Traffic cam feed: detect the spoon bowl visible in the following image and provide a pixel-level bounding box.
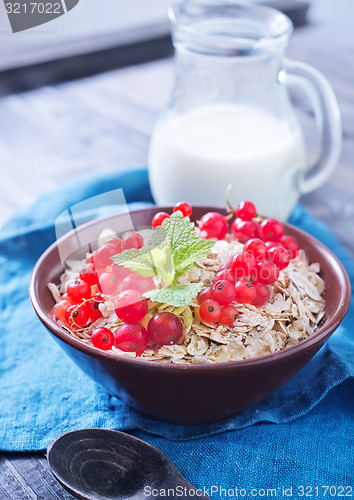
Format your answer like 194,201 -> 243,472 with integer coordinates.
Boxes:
47,428 -> 209,500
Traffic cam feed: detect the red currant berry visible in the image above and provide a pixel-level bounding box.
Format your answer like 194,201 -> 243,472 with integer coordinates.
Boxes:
230,252 -> 257,279
280,235 -> 300,259
268,246 -> 291,271
214,268 -> 235,284
197,287 -> 212,304
199,212 -> 228,240
236,201 -> 257,221
65,304 -> 90,329
243,238 -> 269,263
173,202 -> 192,218
61,293 -> 74,304
235,280 -> 257,304
251,283 -> 271,308
80,263 -> 99,286
96,266 -> 108,279
53,299 -> 72,321
147,312 -> 183,346
94,242 -> 119,268
258,218 -> 284,242
199,299 -> 221,324
114,290 -> 148,323
86,295 -> 104,322
265,241 -> 285,250
121,274 -> 156,294
91,327 -> 114,350
114,323 -> 149,356
231,219 -> 259,243
107,237 -> 123,253
256,260 -> 280,285
152,212 -> 170,228
112,264 -> 132,283
67,279 -> 91,302
98,272 -> 119,295
219,305 -> 238,326
211,280 -> 236,305
122,231 -> 144,251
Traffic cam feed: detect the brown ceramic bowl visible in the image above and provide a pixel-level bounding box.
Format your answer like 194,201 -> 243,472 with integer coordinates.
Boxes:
30,206 -> 351,425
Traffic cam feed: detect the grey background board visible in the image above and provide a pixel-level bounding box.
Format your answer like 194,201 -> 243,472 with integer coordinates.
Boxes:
0,0 -> 171,70
0,0 -> 310,71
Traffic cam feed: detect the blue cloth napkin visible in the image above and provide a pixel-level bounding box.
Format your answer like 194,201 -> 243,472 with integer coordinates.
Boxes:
0,168 -> 353,488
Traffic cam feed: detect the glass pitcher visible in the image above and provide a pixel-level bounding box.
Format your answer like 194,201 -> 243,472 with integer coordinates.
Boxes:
148,0 -> 341,220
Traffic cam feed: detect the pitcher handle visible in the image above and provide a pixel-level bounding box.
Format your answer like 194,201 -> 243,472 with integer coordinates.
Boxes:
284,58 -> 342,194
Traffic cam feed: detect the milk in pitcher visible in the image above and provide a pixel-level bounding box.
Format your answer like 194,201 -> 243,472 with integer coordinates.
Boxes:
149,103 -> 306,220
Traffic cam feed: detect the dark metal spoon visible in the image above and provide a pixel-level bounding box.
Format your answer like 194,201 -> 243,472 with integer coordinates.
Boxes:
47,428 -> 210,500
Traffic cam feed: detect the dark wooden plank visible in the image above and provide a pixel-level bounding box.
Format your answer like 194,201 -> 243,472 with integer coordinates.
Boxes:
0,34 -> 173,97
4,452 -> 76,500
0,452 -> 76,499
0,454 -> 38,499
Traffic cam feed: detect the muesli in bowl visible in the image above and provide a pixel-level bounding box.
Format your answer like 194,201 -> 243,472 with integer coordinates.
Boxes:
49,200 -> 325,364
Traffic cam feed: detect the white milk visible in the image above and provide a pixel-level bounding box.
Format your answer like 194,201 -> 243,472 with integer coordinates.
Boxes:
148,103 -> 306,220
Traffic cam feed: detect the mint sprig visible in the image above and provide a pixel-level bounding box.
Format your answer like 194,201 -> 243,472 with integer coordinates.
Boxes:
112,212 -> 215,306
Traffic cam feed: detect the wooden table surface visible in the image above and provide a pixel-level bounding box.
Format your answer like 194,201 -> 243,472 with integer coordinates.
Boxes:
0,0 -> 353,498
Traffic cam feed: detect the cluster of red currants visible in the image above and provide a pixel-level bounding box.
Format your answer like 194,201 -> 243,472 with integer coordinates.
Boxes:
53,217 -> 186,354
52,286 -> 104,331
91,310 -> 183,356
196,201 -> 301,325
89,202 -> 193,352
52,230 -> 146,331
95,292 -> 183,355
151,201 -> 193,227
198,201 -> 300,254
91,201 -> 193,355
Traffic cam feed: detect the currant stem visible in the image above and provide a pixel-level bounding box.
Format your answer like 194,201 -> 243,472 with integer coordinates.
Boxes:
225,184 -> 236,214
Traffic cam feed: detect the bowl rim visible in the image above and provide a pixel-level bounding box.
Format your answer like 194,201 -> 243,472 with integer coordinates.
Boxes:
29,206 -> 351,372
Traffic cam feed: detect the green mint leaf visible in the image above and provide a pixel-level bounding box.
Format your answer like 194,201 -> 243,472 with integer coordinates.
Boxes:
144,282 -> 204,307
147,226 -> 168,248
157,211 -> 195,252
112,248 -> 156,277
173,238 -> 215,278
148,240 -> 175,285
112,241 -> 175,283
